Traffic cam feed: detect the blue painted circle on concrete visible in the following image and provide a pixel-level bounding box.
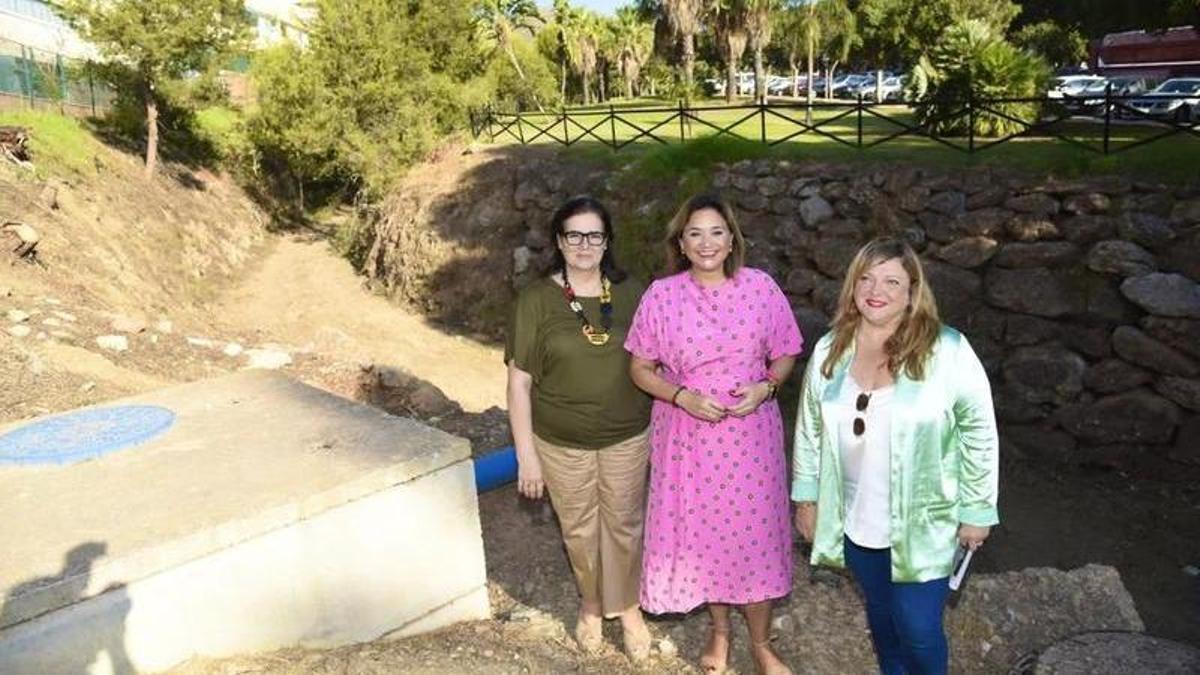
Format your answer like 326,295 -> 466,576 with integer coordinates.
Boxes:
0,405 -> 176,466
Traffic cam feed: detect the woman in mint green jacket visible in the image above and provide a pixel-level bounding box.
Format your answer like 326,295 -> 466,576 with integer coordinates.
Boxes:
792,237 -> 999,675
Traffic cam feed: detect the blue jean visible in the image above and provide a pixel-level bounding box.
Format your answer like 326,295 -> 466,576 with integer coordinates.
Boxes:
844,536 -> 950,675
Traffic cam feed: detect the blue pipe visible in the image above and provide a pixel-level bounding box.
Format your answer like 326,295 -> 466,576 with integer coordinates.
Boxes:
473,445 -> 517,492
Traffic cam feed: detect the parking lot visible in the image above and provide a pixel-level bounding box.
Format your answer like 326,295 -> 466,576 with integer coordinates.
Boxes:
707,71 -> 1200,127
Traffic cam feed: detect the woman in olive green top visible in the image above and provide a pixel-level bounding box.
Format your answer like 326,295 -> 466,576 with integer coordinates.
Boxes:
505,196 -> 653,661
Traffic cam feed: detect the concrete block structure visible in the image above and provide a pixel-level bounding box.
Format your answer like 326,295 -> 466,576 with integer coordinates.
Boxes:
0,371 -> 489,673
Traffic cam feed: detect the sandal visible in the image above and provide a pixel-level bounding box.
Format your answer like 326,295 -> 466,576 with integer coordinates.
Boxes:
750,638 -> 793,675
699,626 -> 730,674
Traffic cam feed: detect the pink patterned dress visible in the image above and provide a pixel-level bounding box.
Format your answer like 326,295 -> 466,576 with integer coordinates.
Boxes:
625,267 -> 803,613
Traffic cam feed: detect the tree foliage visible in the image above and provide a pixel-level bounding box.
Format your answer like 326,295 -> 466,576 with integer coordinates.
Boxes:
548,0 -> 584,101
657,0 -> 708,97
908,19 -> 1050,137
1013,0 -> 1198,38
745,0 -> 780,100
50,0 -> 250,176
711,0 -> 750,102
247,0 -> 485,203
611,7 -> 655,99
1011,20 -> 1087,70
856,0 -> 1019,67
473,0 -> 545,110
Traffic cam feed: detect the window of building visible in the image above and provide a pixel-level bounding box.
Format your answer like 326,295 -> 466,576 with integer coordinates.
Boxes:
0,0 -> 69,28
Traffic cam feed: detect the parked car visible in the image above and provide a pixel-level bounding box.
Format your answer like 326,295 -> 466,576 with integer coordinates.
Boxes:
737,72 -> 756,96
767,75 -> 802,96
851,72 -> 902,98
829,73 -> 870,98
705,73 -> 756,97
860,76 -> 906,102
1047,74 -> 1105,100
1070,77 -> 1154,115
1125,78 -> 1200,121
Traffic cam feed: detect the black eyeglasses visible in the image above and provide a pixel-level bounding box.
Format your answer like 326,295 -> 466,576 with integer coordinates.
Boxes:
853,392 -> 871,436
561,231 -> 607,247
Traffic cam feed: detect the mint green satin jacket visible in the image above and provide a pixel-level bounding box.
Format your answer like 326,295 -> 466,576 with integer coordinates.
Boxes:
791,326 -> 1000,582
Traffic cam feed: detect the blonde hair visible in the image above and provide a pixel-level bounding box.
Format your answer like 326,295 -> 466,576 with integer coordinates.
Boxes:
820,237 -> 942,380
663,193 -> 746,277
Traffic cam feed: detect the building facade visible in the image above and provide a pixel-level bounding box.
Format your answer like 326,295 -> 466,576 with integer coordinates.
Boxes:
0,0 -> 312,61
0,0 -> 98,60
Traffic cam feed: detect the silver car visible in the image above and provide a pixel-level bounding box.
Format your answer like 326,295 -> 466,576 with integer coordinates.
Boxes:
1072,77 -> 1154,115
1047,74 -> 1105,100
1125,78 -> 1200,122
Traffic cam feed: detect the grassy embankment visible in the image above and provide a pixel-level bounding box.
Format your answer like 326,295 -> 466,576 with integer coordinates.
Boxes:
0,109 -> 107,177
0,105 -> 251,176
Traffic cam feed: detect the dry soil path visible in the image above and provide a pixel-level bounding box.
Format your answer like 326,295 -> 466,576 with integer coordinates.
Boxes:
217,234 -> 506,413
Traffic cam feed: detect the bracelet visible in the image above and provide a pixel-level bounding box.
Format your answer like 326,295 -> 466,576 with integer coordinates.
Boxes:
764,381 -> 777,400
670,386 -> 685,406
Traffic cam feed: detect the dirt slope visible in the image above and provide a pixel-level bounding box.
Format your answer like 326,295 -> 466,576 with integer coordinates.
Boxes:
216,233 -> 504,413
0,122 -> 504,424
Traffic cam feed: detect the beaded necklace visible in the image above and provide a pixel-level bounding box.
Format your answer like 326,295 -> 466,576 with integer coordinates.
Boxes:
561,270 -> 613,346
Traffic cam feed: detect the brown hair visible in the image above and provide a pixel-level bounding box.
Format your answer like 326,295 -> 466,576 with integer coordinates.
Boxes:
663,192 -> 746,278
820,237 -> 942,380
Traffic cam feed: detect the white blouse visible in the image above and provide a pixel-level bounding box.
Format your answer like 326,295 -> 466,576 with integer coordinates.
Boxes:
834,381 -> 895,549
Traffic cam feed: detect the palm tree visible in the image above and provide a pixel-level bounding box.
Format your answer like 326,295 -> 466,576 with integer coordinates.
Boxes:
745,0 -> 780,101
572,11 -> 601,104
819,0 -> 857,100
795,0 -> 820,119
782,0 -> 855,121
596,15 -> 620,102
777,5 -> 805,98
611,6 -> 653,99
552,0 -> 583,102
663,0 -> 706,97
473,0 -> 544,111
711,0 -> 750,103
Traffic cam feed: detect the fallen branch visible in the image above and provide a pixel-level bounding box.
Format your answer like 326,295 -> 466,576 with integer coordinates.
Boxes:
0,126 -> 34,170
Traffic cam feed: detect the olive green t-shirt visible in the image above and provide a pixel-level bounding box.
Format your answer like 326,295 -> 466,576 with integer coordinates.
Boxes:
505,275 -> 651,449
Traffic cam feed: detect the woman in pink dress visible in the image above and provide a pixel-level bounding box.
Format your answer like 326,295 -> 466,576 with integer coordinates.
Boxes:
626,193 -> 803,675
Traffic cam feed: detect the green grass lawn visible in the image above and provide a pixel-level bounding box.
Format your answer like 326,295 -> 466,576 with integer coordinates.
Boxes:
0,109 -> 103,177
483,98 -> 1200,183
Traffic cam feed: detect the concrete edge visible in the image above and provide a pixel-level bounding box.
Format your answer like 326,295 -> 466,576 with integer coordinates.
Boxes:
1,451 -> 476,631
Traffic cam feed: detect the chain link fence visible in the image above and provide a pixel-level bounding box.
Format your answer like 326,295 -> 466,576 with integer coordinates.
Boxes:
0,36 -> 115,116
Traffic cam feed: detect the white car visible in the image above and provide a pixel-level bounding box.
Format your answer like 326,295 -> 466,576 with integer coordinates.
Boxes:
767,75 -> 805,96
1047,74 -> 1105,100
861,76 -> 906,102
1125,78 -> 1200,122
832,74 -> 872,98
737,72 -> 756,96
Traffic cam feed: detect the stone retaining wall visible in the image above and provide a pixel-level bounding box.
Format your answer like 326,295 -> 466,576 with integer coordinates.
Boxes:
504,158 -> 1200,467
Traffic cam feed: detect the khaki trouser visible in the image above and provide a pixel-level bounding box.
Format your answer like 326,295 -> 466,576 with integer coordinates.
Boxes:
534,428 -> 650,617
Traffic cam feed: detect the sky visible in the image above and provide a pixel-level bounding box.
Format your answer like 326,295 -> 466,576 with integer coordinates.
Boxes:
573,0 -> 626,16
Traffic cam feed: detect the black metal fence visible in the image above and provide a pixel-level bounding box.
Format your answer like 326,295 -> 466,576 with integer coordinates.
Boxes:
471,90 -> 1200,156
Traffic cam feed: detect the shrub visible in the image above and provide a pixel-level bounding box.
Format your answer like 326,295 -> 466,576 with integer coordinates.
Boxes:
245,0 -> 487,202
907,19 -> 1050,137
